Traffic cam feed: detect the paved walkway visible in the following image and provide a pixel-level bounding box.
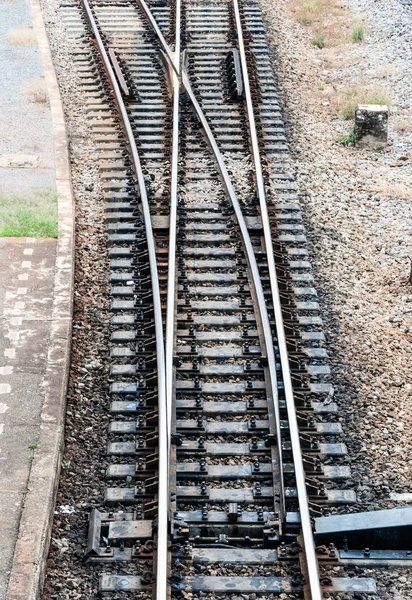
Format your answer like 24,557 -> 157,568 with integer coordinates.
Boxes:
0,238 -> 56,599
0,0 -> 55,197
0,0 -> 67,599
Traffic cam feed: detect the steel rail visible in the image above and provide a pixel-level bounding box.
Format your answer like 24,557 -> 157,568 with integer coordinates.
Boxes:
138,0 -> 177,70
79,3 -> 169,600
165,0 -> 180,462
232,1 -> 322,597
180,58 -> 286,522
136,0 -> 286,534
162,6 -> 180,597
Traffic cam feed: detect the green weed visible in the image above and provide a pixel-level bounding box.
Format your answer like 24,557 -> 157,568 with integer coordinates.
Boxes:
311,35 -> 326,48
0,189 -> 57,238
304,1 -> 321,11
336,87 -> 390,120
351,26 -> 364,43
336,127 -> 355,145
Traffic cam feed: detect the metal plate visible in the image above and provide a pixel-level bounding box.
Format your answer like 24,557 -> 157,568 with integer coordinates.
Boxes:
325,578 -> 376,593
100,575 -> 147,591
108,520 -> 152,540
176,462 -> 272,478
177,510 -> 273,524
172,576 -> 301,594
315,507 -> 412,549
341,549 -> 412,561
192,548 -> 278,565
177,486 -> 273,502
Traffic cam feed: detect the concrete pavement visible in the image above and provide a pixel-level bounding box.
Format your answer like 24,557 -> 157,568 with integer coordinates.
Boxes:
0,238 -> 56,599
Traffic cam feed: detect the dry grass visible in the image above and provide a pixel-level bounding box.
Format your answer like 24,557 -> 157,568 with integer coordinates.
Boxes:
335,85 -> 391,119
23,142 -> 41,153
376,64 -> 397,80
26,80 -> 48,105
378,183 -> 412,201
291,0 -> 366,47
393,117 -> 410,134
6,26 -> 37,47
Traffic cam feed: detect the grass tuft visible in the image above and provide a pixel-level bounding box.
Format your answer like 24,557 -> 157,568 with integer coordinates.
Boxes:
378,183 -> 412,201
298,15 -> 312,25
293,0 -> 363,47
26,81 -> 48,105
311,35 -> 326,48
7,26 -> 37,46
335,86 -> 390,120
335,126 -> 355,145
393,117 -> 409,134
304,1 -> 321,11
351,25 -> 365,43
0,189 -> 58,238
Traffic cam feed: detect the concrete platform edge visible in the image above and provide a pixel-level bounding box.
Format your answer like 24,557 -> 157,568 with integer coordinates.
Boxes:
5,1 -> 75,599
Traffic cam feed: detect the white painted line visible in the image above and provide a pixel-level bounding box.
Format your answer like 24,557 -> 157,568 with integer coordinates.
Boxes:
26,238 -> 37,243
17,288 -> 27,295
23,249 -> 34,255
22,261 -> 32,269
10,317 -> 22,326
18,274 -> 29,281
0,384 -> 11,394
0,367 -> 13,376
0,403 -> 9,413
14,302 -> 25,311
8,332 -> 20,342
4,349 -> 16,359
0,424 -> 4,435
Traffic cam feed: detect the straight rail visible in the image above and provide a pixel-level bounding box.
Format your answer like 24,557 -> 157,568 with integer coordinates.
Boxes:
232,1 -> 323,598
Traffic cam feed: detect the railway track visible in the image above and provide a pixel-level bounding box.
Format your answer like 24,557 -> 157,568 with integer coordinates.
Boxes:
48,0 -> 412,596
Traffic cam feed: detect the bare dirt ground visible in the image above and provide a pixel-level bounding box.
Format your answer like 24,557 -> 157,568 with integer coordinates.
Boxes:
259,0 -> 412,510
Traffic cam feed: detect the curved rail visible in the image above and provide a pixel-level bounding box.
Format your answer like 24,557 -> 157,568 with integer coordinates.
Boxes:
180,54 -> 286,516
79,2 -> 169,599
232,1 -> 323,598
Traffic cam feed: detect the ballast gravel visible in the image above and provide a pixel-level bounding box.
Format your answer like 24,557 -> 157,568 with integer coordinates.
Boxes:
258,0 -> 412,507
37,0 -> 124,597
258,0 -> 412,596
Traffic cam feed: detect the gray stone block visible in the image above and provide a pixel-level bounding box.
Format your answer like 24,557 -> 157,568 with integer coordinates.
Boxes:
354,104 -> 388,150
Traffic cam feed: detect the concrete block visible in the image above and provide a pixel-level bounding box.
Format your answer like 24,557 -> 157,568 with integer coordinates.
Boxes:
355,104 -> 388,150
